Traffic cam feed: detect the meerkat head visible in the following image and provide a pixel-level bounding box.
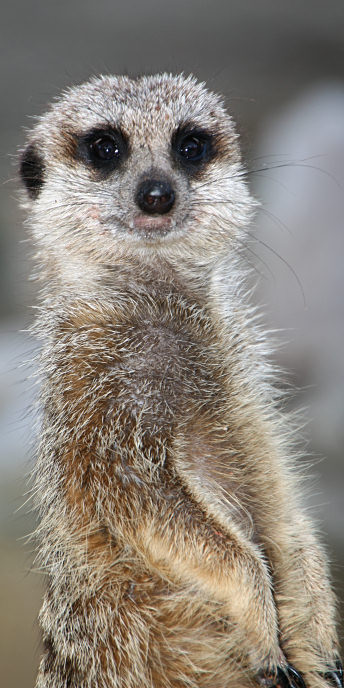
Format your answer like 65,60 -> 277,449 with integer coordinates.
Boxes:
20,73 -> 255,284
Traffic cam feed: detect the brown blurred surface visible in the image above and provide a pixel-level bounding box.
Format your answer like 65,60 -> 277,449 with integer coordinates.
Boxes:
0,539 -> 42,688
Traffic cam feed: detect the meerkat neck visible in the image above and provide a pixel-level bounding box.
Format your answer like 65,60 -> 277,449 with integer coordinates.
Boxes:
37,251 -> 221,309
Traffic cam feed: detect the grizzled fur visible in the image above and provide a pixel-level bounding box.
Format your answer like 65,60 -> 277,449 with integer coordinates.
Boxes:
20,74 -> 341,688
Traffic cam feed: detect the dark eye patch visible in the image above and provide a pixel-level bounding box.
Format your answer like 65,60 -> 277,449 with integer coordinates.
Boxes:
75,127 -> 129,175
171,124 -> 216,173
20,144 -> 45,199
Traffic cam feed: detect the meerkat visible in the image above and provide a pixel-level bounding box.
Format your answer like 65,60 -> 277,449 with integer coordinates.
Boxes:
19,73 -> 342,688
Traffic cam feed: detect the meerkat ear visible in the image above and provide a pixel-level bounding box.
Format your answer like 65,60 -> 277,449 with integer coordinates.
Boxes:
20,144 -> 45,199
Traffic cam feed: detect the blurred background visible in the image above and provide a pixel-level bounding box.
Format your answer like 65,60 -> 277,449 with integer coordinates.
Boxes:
1,1 -> 343,685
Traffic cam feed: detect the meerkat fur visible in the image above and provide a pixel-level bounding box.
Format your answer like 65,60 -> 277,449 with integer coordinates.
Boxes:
19,73 -> 342,688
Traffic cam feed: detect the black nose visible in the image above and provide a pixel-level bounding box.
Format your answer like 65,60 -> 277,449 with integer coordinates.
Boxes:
136,179 -> 175,215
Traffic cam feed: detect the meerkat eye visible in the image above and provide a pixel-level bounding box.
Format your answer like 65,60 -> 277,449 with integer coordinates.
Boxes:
90,136 -> 120,161
172,125 -> 214,171
76,128 -> 128,173
178,135 -> 207,161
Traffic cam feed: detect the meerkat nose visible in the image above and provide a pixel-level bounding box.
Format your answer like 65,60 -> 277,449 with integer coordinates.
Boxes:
135,179 -> 175,215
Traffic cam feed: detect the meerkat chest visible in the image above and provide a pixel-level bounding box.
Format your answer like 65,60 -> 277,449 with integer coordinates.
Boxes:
43,297 -> 252,535
110,319 -> 218,414
48,294 -> 226,435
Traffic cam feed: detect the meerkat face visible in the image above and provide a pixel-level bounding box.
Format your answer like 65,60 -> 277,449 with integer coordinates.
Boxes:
20,74 -> 255,274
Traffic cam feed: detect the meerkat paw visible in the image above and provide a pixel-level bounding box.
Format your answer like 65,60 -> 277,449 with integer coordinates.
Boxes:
324,658 -> 343,687
256,664 -> 306,688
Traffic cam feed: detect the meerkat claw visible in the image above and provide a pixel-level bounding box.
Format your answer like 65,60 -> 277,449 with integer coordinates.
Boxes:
285,665 -> 307,688
324,659 -> 343,687
257,665 -> 306,688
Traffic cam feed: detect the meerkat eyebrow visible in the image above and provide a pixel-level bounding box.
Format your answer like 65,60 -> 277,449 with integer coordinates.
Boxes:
172,122 -> 216,145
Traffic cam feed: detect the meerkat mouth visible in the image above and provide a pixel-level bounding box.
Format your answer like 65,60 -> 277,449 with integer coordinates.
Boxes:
131,213 -> 174,235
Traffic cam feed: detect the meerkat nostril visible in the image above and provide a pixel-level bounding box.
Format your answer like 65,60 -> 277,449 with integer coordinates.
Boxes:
136,179 -> 175,215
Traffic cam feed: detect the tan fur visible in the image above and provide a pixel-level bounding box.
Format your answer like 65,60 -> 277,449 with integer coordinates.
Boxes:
20,74 -> 340,688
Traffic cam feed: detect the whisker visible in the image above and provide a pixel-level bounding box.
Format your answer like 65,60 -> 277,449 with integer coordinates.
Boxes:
226,241 -> 269,283
196,156 -> 343,190
3,176 -> 20,186
254,236 -> 306,307
246,171 -> 297,197
235,237 -> 276,285
195,199 -> 294,238
258,206 -> 295,238
243,160 -> 343,190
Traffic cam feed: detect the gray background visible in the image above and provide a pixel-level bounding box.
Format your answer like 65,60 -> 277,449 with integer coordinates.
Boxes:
1,1 -> 343,686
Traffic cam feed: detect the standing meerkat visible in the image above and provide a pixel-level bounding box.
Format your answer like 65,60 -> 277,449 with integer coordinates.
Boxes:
20,73 -> 342,688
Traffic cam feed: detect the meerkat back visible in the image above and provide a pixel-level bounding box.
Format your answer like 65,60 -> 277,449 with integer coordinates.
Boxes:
19,74 -> 342,688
